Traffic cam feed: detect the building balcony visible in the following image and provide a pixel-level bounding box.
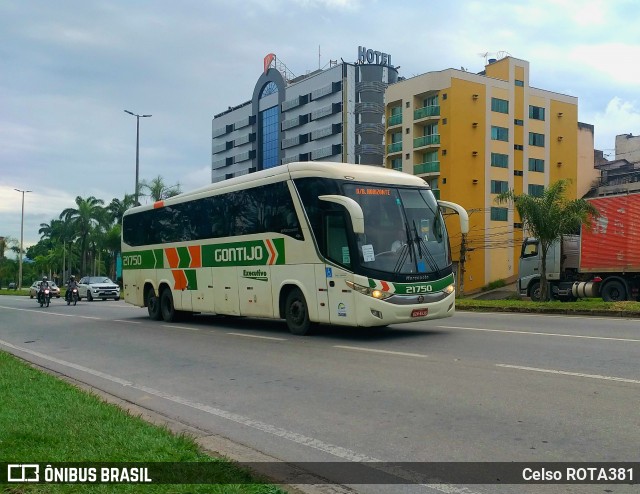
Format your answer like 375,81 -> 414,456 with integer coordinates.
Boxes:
387,142 -> 403,154
413,161 -> 440,175
413,134 -> 440,148
414,105 -> 440,120
387,114 -> 402,127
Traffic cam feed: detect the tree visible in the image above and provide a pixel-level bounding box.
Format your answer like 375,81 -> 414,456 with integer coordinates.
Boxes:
60,196 -> 106,275
496,179 -> 598,301
106,194 -> 136,225
141,175 -> 182,202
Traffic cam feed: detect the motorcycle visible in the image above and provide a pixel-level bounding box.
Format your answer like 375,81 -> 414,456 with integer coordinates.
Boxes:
67,287 -> 79,306
39,288 -> 51,308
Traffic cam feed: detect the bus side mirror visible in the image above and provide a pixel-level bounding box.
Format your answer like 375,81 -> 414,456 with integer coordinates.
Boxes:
319,195 -> 365,234
437,200 -> 469,234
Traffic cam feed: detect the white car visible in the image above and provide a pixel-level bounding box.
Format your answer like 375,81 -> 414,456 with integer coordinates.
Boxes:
78,276 -> 121,301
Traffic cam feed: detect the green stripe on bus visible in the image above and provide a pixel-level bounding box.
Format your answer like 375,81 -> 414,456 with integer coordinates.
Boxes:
185,269 -> 198,290
391,273 -> 454,294
178,247 -> 190,268
124,239 -> 286,270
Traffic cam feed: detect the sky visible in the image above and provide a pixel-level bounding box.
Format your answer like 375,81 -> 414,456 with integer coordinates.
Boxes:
2,0 -> 640,254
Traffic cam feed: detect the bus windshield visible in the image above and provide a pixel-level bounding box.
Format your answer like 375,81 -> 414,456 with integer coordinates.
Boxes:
341,183 -> 450,276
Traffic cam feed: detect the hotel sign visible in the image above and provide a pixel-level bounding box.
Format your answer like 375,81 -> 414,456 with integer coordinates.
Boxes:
358,46 -> 392,67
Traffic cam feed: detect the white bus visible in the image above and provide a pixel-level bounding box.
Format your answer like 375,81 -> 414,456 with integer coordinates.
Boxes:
121,162 -> 468,335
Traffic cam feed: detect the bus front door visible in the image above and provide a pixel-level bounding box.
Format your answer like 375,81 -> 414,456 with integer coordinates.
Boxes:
324,213 -> 356,325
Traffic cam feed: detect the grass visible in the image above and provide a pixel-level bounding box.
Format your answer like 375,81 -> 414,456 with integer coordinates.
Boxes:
0,351 -> 287,493
457,297 -> 640,316
0,288 -> 30,296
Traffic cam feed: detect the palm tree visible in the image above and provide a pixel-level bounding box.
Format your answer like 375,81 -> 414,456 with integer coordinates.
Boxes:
60,196 -> 106,275
141,175 -> 182,202
106,194 -> 136,225
496,179 -> 598,301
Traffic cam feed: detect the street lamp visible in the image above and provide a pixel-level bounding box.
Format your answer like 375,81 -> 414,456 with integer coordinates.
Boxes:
124,110 -> 152,205
14,188 -> 32,290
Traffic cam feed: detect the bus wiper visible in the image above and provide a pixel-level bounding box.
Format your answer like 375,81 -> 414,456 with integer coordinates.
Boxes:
394,221 -> 417,273
412,220 -> 439,274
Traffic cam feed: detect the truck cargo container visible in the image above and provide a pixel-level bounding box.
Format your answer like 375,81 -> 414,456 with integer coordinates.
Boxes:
518,192 -> 640,302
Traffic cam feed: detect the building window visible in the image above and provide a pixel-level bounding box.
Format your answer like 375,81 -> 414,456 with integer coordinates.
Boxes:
529,132 -> 545,147
514,144 -> 524,150
406,101 -> 410,108
515,79 -> 524,87
514,222 -> 523,229
529,105 -> 546,121
528,184 -> 545,197
406,127 -> 410,134
490,207 -> 508,221
442,93 -> 447,100
261,106 -> 279,169
491,152 -> 509,168
391,158 -> 402,171
491,180 -> 509,194
514,170 -> 523,176
491,126 -> 509,142
528,158 -> 545,172
514,119 -> 523,126
442,149 -> 447,156
442,118 -> 447,124
260,82 -> 278,98
405,153 -> 410,160
491,98 -> 509,114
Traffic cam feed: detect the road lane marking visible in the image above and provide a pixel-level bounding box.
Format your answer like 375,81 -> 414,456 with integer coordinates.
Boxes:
163,324 -> 201,331
0,337 -> 479,494
113,320 -> 142,324
0,306 -> 100,319
496,364 -> 640,384
458,311 -> 640,321
335,345 -> 429,359
227,332 -> 287,341
438,325 -> 640,342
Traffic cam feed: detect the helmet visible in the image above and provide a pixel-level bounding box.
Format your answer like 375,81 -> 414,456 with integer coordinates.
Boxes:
70,275 -> 75,281
42,276 -> 48,281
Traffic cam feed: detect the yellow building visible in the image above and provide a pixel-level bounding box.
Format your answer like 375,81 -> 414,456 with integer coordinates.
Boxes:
385,56 -> 592,293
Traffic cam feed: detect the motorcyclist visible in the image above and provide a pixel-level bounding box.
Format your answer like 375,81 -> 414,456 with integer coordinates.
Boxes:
65,276 -> 79,302
38,276 -> 50,304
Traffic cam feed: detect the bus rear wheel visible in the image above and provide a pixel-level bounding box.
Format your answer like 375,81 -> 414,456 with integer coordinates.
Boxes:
147,289 -> 161,320
160,290 -> 176,322
285,288 -> 312,336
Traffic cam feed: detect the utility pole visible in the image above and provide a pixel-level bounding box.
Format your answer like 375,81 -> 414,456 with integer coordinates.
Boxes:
14,188 -> 32,290
124,110 -> 152,205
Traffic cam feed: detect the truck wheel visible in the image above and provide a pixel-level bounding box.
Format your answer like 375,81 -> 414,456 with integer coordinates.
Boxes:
601,280 -> 627,302
529,281 -> 542,302
285,288 -> 313,335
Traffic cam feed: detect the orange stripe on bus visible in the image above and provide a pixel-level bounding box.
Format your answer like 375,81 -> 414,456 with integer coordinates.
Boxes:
266,239 -> 276,265
172,270 -> 188,290
154,200 -> 164,209
188,245 -> 201,268
165,248 -> 180,268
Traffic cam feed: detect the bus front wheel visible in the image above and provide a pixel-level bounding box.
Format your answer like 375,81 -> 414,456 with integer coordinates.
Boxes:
285,288 -> 312,336
160,289 -> 176,322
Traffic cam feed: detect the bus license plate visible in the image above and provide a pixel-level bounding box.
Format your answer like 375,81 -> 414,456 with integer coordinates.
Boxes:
411,309 -> 428,317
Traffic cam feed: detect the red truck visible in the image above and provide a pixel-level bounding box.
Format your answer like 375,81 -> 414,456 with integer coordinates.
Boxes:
518,192 -> 640,301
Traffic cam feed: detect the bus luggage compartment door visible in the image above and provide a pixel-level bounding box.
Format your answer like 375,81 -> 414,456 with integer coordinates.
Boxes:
213,267 -> 240,315
238,266 -> 273,317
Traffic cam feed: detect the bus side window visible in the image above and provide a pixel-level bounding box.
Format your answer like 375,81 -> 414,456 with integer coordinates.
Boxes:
324,213 -> 351,268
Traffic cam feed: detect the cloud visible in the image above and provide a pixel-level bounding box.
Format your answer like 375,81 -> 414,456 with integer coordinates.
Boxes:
590,97 -> 640,156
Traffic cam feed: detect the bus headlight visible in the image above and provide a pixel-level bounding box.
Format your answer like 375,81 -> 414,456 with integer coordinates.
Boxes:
443,283 -> 455,295
345,281 -> 393,300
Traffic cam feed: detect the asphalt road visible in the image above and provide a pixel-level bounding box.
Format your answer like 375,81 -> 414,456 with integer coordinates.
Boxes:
0,295 -> 638,494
